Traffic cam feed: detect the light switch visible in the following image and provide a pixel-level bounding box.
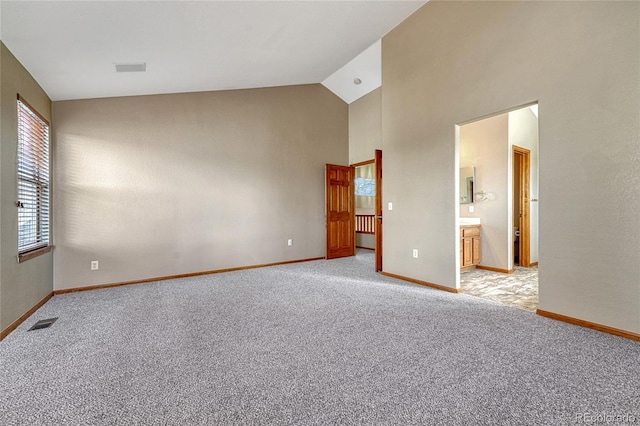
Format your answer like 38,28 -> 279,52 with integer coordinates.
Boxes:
388,202 -> 393,211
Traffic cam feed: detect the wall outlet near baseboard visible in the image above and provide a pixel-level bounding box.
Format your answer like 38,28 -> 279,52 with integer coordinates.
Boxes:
287,239 -> 293,246
91,260 -> 99,271
412,249 -> 419,258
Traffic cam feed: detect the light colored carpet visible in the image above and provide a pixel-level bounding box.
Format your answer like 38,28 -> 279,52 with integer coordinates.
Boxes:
1,251 -> 638,425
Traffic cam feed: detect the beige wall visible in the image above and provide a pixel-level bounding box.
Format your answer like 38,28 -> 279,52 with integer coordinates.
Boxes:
52,85 -> 347,290
382,1 -> 639,333
0,43 -> 3,328
1,43 -> 53,331
349,87 -> 381,164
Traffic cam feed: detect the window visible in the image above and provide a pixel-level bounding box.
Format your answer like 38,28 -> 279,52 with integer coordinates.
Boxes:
354,177 -> 375,197
17,96 -> 50,258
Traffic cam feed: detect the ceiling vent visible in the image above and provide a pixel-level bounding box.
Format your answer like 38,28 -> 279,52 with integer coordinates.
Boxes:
115,62 -> 146,73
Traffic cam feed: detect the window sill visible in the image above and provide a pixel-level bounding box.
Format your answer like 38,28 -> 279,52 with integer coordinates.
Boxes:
18,245 -> 53,263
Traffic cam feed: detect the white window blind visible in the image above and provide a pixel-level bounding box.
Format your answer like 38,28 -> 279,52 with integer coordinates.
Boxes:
17,96 -> 50,254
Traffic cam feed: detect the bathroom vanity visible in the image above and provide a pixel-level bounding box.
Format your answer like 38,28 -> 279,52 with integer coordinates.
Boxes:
460,224 -> 481,269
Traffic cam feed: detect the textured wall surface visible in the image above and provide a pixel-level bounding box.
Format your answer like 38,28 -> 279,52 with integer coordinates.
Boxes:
53,85 -> 347,290
349,88 -> 381,165
0,43 -> 53,331
382,1 -> 639,333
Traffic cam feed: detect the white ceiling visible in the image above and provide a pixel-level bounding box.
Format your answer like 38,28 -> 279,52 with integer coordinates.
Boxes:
0,1 -> 426,102
321,39 -> 381,104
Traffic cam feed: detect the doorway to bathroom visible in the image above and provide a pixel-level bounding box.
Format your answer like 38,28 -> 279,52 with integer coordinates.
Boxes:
457,103 -> 539,311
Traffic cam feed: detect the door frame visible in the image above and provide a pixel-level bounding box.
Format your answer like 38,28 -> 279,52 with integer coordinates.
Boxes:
351,149 -> 383,271
374,149 -> 382,272
513,145 -> 531,267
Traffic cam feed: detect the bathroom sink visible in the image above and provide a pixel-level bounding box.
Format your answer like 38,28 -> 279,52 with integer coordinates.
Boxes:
460,217 -> 481,225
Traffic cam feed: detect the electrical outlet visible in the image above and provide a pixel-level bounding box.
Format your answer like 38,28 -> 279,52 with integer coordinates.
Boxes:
469,205 -> 475,213
412,249 -> 419,258
388,202 -> 393,211
287,239 -> 293,246
90,260 -> 99,271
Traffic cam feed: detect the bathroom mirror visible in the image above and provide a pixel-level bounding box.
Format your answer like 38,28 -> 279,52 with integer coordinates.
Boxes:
460,166 -> 475,204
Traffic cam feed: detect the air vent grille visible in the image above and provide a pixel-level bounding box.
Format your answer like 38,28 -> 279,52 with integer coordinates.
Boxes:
28,317 -> 58,331
115,63 -> 146,73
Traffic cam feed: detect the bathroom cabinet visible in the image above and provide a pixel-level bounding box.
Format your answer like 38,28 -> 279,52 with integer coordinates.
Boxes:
460,225 -> 481,269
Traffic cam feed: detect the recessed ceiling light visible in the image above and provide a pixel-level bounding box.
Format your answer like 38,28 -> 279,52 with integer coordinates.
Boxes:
353,78 -> 362,85
115,62 -> 146,73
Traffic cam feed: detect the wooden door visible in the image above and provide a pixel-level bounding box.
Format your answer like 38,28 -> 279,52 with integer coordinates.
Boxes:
513,146 -> 531,267
374,149 -> 383,271
326,164 -> 355,259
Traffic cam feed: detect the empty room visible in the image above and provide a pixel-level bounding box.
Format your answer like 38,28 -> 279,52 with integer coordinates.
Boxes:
1,1 -> 638,424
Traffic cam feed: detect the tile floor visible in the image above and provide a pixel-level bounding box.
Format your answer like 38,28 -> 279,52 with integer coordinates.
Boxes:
460,266 -> 538,311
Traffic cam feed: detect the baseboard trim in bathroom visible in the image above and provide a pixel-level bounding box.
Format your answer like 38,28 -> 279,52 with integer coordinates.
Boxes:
476,265 -> 514,274
530,262 -> 538,267
537,309 -> 640,342
381,272 -> 461,294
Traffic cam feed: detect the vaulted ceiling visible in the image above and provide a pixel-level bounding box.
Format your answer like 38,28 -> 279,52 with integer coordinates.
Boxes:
1,1 -> 426,102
